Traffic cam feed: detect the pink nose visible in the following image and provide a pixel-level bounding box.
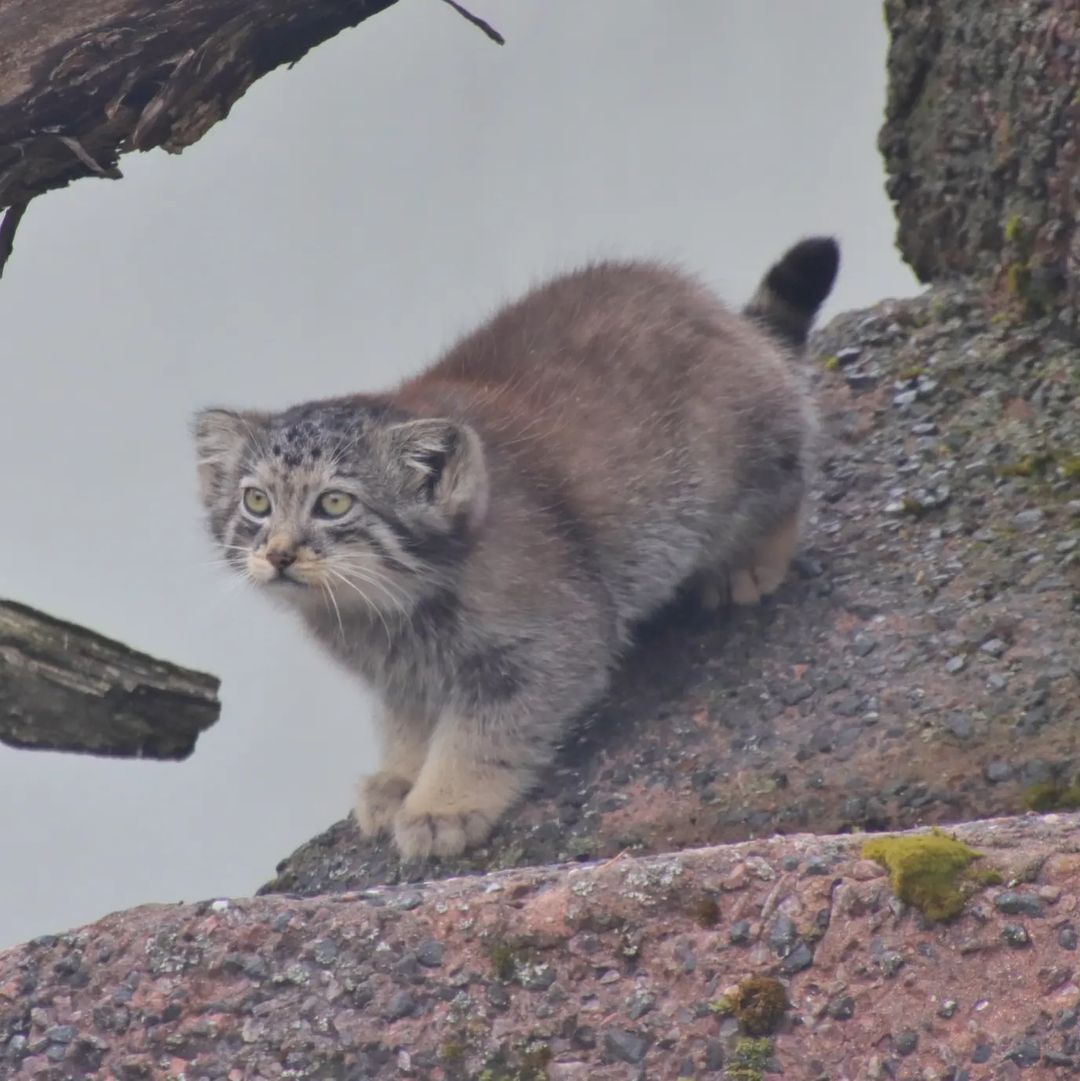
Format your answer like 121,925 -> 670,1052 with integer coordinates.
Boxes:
267,547 -> 296,571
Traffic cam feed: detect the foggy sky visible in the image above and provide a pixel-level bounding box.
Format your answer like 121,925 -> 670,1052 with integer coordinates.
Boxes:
0,0 -> 916,947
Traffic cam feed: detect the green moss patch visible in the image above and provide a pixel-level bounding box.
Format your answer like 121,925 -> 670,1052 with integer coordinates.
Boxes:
1022,781 -> 1080,813
735,976 -> 788,1036
727,1037 -> 775,1081
861,828 -> 999,921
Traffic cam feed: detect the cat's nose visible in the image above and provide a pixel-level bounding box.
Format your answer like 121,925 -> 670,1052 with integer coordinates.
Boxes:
266,545 -> 297,571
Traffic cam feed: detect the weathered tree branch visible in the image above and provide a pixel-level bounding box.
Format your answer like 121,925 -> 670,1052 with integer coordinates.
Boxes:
0,600 -> 220,760
0,0 -> 502,222
0,198 -> 29,278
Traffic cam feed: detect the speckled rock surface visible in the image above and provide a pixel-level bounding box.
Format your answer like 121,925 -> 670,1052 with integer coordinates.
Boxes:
4,814 -> 1080,1079
880,0 -> 1080,331
262,282 -> 1080,899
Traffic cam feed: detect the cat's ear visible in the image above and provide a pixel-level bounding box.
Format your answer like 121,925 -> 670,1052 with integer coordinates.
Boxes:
192,409 -> 264,506
383,418 -> 488,531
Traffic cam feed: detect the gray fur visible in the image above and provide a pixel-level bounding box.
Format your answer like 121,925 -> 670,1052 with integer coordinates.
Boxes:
193,237 -> 839,859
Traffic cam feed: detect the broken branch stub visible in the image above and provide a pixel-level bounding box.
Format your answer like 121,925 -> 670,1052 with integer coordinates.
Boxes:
0,600 -> 220,760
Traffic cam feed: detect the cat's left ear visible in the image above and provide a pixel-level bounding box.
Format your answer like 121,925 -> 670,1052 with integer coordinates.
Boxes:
192,409 -> 265,506
384,418 -> 488,532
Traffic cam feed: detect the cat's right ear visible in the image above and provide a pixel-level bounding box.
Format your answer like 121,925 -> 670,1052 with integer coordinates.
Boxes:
192,409 -> 262,505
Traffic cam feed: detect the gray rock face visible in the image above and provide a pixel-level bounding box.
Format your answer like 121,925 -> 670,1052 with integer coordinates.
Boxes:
3,815 -> 1080,1079
880,0 -> 1080,331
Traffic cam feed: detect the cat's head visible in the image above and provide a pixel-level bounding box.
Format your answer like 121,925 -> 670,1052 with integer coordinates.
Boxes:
192,397 -> 488,614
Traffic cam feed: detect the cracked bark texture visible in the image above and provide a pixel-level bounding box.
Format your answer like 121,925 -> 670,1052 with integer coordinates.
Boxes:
880,0 -> 1080,332
0,0 -> 400,209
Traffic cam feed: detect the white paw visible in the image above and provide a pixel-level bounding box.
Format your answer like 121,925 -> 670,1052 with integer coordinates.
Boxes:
354,772 -> 412,837
392,807 -> 495,860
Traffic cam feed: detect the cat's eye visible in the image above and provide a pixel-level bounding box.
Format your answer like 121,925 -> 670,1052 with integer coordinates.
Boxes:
315,491 -> 354,518
243,487 -> 271,516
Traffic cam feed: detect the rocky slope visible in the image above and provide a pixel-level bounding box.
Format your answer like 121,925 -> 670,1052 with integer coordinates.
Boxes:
4,813 -> 1080,1078
262,282 -> 1080,899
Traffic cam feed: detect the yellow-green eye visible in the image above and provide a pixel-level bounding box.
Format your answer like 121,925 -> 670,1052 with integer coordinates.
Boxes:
243,487 -> 271,516
316,491 -> 354,518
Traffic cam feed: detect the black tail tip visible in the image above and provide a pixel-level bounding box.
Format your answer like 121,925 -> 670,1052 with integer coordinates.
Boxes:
766,236 -> 840,316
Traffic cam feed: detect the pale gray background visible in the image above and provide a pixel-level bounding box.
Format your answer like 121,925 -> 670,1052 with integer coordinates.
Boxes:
0,0 -> 917,948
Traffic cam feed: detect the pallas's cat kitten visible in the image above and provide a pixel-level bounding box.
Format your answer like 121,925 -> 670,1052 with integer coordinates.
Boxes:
194,237 -> 839,859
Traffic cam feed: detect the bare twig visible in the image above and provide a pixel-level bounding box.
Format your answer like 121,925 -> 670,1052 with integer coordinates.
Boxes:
439,0 -> 505,45
0,201 -> 29,280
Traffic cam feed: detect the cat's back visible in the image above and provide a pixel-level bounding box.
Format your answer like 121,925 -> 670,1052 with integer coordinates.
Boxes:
426,259 -> 757,390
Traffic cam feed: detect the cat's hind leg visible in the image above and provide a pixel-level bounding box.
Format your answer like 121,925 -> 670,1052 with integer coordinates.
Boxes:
696,509 -> 802,609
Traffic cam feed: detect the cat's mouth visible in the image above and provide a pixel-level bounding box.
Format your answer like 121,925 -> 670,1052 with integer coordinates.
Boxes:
267,569 -> 306,587
245,551 -> 318,587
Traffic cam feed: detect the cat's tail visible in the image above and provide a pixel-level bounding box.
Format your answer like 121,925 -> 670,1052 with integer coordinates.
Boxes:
743,236 -> 840,351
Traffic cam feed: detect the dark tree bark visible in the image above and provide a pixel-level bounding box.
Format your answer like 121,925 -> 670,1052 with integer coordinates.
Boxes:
0,0 -> 500,272
0,0 -> 400,211
0,600 -> 220,760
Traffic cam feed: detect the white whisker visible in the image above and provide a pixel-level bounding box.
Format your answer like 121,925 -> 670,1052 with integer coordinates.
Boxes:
330,557 -> 414,608
322,579 -> 346,643
327,568 -> 394,651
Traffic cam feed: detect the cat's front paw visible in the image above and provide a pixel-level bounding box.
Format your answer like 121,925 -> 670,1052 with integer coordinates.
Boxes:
392,806 -> 495,860
354,772 -> 412,837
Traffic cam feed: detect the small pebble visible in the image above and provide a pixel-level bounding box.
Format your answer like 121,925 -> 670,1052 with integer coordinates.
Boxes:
1005,1039 -> 1041,1067
994,891 -> 1045,917
943,712 -> 973,739
827,995 -> 855,1020
836,346 -> 863,365
1058,926 -> 1078,951
845,368 -> 879,390
911,422 -> 939,436
603,1028 -> 649,1065
853,634 -> 878,657
893,389 -> 918,408
1057,1007 -> 1079,1030
1002,923 -> 1031,948
985,760 -> 1012,783
970,1044 -> 992,1064
895,1030 -> 918,1056
311,939 -> 339,966
945,655 -> 966,674
937,999 -> 959,1019
1013,508 -> 1045,532
382,991 -> 415,1021
415,939 -> 445,968
768,916 -> 797,954
728,920 -> 751,945
779,940 -> 814,974
980,637 -> 1007,657
986,673 -> 1008,691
